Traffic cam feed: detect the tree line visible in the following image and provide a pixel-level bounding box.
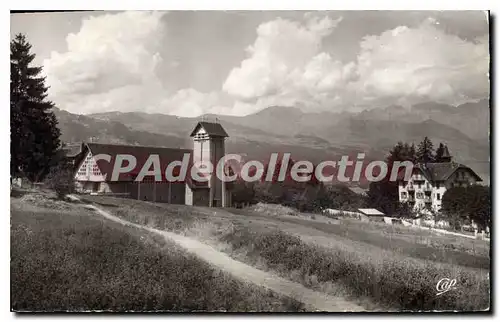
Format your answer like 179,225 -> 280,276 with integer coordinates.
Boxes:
386,137 -> 452,164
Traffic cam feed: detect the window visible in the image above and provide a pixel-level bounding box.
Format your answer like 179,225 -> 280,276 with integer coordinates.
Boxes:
401,192 -> 407,199
92,164 -> 100,175
436,182 -> 440,189
437,193 -> 441,200
78,162 -> 87,175
416,192 -> 423,199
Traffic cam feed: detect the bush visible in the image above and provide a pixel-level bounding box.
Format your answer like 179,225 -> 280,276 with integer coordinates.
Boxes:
45,163 -> 75,199
442,185 -> 491,230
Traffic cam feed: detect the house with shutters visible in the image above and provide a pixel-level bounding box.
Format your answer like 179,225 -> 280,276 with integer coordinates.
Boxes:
398,145 -> 482,213
73,121 -> 232,207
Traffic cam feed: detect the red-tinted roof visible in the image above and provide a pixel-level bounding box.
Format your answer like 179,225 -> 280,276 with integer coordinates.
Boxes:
84,143 -> 192,182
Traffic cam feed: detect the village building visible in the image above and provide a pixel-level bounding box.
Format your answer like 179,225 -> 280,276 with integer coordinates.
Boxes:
397,146 -> 482,213
73,121 -> 232,207
358,208 -> 386,222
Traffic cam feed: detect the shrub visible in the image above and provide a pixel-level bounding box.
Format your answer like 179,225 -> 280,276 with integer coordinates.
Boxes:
45,163 -> 75,199
442,185 -> 491,230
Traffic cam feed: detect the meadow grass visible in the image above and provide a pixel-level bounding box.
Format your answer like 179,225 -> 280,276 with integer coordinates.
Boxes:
78,196 -> 491,311
219,228 -> 490,312
263,215 -> 490,269
336,218 -> 489,256
10,199 -> 305,312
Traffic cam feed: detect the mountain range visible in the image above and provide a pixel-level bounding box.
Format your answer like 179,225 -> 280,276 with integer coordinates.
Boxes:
54,99 -> 490,185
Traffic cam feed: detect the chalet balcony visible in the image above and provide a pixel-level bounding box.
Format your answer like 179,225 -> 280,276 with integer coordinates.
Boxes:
423,186 -> 432,192
408,195 -> 415,202
407,185 -> 415,191
424,196 -> 432,203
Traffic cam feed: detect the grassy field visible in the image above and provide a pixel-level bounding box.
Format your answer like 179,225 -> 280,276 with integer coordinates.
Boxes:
247,213 -> 490,269
219,227 -> 490,311
10,195 -> 305,312
82,195 -> 490,312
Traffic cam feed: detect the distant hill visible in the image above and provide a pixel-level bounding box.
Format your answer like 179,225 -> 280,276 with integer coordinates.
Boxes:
53,108 -> 186,148
53,101 -> 490,184
355,99 -> 490,141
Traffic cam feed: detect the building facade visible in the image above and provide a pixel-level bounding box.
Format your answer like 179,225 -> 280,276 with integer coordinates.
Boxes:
73,121 -> 232,207
398,146 -> 482,213
185,122 -> 231,207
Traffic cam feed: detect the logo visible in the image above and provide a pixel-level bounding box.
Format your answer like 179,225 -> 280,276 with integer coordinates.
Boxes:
436,278 -> 457,296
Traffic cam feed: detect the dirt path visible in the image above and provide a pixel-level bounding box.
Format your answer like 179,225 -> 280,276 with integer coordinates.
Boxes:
71,197 -> 367,312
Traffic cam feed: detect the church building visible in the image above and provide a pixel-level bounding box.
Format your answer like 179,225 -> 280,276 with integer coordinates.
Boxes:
73,121 -> 232,207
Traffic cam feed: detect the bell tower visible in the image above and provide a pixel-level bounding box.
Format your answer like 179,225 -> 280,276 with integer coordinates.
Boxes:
441,144 -> 452,163
188,120 -> 229,207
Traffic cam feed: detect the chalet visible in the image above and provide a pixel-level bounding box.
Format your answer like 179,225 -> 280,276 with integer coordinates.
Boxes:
398,145 -> 482,213
73,121 -> 232,207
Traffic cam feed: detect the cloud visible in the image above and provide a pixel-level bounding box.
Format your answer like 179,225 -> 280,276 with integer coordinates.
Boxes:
42,11 -> 255,117
352,18 -> 489,107
44,11 -> 167,114
221,15 -> 489,114
44,12 -> 489,117
159,89 -> 225,117
222,15 -> 346,104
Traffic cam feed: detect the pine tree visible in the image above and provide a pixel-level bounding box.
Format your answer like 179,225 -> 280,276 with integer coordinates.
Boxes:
408,143 -> 417,163
11,34 -> 61,183
367,141 -> 416,216
387,142 -> 416,167
386,141 -> 406,164
416,136 -> 435,164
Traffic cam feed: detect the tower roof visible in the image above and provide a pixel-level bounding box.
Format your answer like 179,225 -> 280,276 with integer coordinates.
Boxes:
442,144 -> 451,158
190,121 -> 229,137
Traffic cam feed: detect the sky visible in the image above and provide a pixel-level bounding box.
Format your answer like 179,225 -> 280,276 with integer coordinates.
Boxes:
10,10 -> 490,117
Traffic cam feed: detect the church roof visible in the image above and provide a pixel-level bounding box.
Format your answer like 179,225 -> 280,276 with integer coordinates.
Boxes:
81,143 -> 192,181
190,121 -> 229,137
62,144 -> 83,158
